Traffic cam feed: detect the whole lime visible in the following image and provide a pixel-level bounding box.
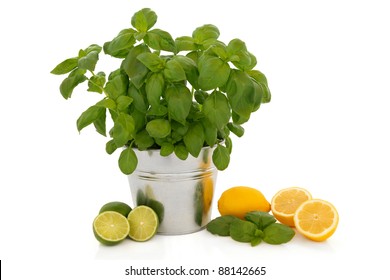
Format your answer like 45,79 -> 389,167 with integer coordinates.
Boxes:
99,201 -> 132,217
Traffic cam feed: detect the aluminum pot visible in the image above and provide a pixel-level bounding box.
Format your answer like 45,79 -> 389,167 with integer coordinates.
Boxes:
127,146 -> 217,235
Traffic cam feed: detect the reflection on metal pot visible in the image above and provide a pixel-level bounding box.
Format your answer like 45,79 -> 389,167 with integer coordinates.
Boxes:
128,146 -> 218,235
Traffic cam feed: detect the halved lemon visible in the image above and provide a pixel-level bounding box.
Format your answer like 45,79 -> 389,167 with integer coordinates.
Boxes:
294,199 -> 339,242
271,187 -> 312,226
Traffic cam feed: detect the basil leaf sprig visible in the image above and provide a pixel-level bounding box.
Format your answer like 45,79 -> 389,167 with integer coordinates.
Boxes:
207,212 -> 295,246
51,8 -> 271,175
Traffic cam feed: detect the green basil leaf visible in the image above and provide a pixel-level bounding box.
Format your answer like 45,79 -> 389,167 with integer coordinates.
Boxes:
76,105 -> 105,132
202,119 -> 217,146
84,44 -> 102,54
78,51 -> 99,72
188,102 -> 202,121
227,38 -> 247,57
251,80 -> 263,112
224,69 -> 257,121
186,51 -> 200,64
263,223 -> 295,245
192,24 -> 220,44
207,43 -> 228,61
122,44 -> 150,89
116,96 -> 133,111
104,70 -> 129,100
194,90 -> 208,104
206,215 -> 240,237
146,119 -> 171,138
171,121 -> 188,136
255,229 -> 265,238
112,113 -> 135,147
232,111 -> 250,125
103,28 -> 136,58
257,84 -> 270,104
78,49 -> 86,58
202,38 -> 223,50
134,129 -> 155,150
108,109 -> 118,125
144,29 -> 176,52
174,143 -> 188,160
247,69 -> 269,85
50,57 -> 78,75
171,132 -> 183,143
227,122 -> 244,137
107,68 -> 122,79
251,236 -> 263,247
225,136 -> 233,154
175,36 -> 196,52
137,52 -> 165,72
183,122 -> 205,158
226,39 -> 255,71
203,91 -> 231,130
96,98 -> 116,110
131,8 -> 157,32
247,52 -> 258,70
166,84 -> 192,124
93,109 -> 106,136
212,144 -> 230,171
118,147 -> 138,175
248,70 -> 271,104
217,126 -> 229,139
171,121 -> 188,143
245,211 -> 277,230
147,105 -> 168,117
160,142 -> 174,156
198,56 -> 230,90
87,71 -> 106,93
105,139 -> 117,155
128,83 -> 148,113
164,59 -> 186,82
59,68 -> 87,99
130,108 -> 147,132
229,219 -> 257,243
173,55 -> 199,88
232,51 -> 257,71
145,72 -> 164,106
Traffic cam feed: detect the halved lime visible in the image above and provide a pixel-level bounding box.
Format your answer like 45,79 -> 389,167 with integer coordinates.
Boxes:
127,206 -> 159,242
99,201 -> 132,217
93,211 -> 130,245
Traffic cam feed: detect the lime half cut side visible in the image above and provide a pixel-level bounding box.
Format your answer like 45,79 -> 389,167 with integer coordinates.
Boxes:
127,206 -> 159,241
93,211 -> 130,245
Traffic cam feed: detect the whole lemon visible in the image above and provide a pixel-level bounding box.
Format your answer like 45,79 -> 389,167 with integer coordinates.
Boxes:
218,186 -> 271,219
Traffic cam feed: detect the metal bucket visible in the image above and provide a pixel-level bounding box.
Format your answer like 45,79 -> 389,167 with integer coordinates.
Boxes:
127,146 -> 217,235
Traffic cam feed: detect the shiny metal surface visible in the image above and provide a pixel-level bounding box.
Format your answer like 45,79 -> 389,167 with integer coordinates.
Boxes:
128,147 -> 217,235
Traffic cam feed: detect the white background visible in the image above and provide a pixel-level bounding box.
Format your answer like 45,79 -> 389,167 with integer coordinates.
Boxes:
1,0 -> 389,279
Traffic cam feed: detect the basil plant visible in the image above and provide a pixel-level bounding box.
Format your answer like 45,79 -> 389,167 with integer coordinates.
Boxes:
51,8 -> 271,175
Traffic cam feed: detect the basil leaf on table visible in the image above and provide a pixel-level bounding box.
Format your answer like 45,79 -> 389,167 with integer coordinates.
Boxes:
263,223 -> 295,245
245,211 -> 277,230
207,216 -> 240,237
229,219 -> 257,243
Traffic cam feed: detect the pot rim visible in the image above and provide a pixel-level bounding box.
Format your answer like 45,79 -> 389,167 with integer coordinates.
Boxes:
130,145 -> 217,175
130,144 -> 219,152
